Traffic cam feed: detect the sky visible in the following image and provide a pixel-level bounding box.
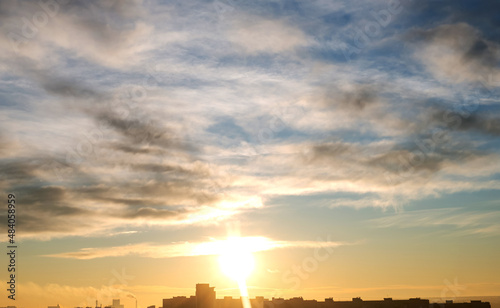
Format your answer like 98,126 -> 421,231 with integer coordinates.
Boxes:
1,0 -> 500,307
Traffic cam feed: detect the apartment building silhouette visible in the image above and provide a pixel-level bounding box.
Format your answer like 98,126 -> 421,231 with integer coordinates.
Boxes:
161,284 -> 491,308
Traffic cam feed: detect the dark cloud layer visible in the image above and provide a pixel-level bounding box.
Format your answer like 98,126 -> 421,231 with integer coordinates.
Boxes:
301,137 -> 482,189
430,107 -> 500,136
322,84 -> 380,111
0,151 -> 225,238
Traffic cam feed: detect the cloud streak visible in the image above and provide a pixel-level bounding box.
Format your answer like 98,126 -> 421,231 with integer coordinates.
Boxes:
45,236 -> 351,260
371,208 -> 500,236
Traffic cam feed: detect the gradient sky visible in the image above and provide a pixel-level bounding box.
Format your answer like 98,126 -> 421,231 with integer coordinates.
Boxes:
1,0 -> 500,307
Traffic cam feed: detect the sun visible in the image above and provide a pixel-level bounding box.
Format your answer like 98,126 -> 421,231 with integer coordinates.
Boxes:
218,237 -> 255,283
193,235 -> 271,305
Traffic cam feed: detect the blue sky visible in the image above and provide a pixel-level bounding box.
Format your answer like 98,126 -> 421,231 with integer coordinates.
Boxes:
0,0 -> 500,307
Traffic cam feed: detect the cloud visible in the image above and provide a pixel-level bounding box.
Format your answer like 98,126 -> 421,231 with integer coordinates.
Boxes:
225,16 -> 307,54
0,74 -> 248,240
305,81 -> 417,137
0,133 -> 256,239
91,108 -> 180,149
322,83 -> 379,111
225,135 -> 500,212
298,137 -> 482,188
0,0 -> 152,68
0,59 -> 251,240
4,179 -> 246,239
371,208 -> 500,236
277,69 -> 499,206
0,158 -> 40,181
428,106 -> 500,136
45,236 -> 350,260
406,23 -> 500,86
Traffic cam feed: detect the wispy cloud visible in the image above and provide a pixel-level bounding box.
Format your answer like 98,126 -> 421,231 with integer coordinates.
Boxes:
371,208 -> 500,236
45,237 -> 350,260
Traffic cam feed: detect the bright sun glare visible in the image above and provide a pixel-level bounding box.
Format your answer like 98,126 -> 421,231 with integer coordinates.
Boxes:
218,237 -> 255,283
193,235 -> 272,300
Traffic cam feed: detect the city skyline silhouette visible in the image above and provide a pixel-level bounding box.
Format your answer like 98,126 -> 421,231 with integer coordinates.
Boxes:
6,283 -> 492,308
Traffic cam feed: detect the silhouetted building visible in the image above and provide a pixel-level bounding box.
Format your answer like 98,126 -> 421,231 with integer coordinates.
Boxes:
197,283 -> 216,308
318,297 -> 429,308
163,295 -> 197,308
430,300 -> 491,308
161,284 -> 491,308
251,296 -> 266,308
112,299 -> 125,308
219,296 -> 243,308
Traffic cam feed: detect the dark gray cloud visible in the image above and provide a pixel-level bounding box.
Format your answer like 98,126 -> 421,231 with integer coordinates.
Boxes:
39,75 -> 102,100
95,109 -> 163,142
425,105 -> 500,136
17,212 -> 95,234
18,186 -> 89,216
0,185 -> 95,235
0,0 -> 17,20
300,135 -> 482,187
121,207 -> 185,219
129,163 -> 202,175
91,108 -> 193,151
366,148 -> 445,175
73,178 -> 220,207
0,159 -> 37,181
322,84 -> 379,111
108,142 -> 158,154
304,141 -> 352,164
463,40 -> 492,64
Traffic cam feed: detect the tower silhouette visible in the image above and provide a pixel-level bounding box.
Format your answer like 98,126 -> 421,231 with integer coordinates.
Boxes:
196,283 -> 216,308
